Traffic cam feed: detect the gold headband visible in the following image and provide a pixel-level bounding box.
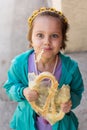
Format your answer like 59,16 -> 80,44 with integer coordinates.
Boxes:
28,7 -> 68,27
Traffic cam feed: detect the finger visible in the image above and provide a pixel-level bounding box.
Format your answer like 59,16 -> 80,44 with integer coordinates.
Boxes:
61,104 -> 72,113
62,100 -> 72,107
62,107 -> 71,113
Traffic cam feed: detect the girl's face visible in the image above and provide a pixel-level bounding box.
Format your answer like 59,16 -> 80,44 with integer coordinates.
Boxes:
31,16 -> 63,60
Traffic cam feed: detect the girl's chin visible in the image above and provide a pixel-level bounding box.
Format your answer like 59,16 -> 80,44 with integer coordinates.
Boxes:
42,55 -> 53,60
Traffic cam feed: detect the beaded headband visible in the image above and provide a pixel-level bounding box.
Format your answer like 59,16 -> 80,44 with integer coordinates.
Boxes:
28,7 -> 68,27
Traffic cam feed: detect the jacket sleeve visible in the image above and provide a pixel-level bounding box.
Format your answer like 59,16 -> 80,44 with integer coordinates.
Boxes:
3,59 -> 27,102
70,64 -> 84,109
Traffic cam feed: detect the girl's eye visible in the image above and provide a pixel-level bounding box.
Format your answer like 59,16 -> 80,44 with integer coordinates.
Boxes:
51,34 -> 59,38
37,33 -> 44,38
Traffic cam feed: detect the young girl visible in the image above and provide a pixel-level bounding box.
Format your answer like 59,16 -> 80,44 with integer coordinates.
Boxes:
3,7 -> 84,130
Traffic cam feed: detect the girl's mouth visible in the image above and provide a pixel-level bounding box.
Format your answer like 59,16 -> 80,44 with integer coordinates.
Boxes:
43,48 -> 52,51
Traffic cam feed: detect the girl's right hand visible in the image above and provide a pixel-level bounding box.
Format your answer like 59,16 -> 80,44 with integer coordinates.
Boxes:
23,87 -> 39,102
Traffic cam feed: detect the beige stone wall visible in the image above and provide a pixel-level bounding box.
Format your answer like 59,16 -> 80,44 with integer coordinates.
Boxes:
51,0 -> 62,10
62,0 -> 87,52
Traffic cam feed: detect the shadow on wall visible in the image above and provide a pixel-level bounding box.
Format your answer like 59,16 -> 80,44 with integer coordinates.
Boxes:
0,0 -> 52,100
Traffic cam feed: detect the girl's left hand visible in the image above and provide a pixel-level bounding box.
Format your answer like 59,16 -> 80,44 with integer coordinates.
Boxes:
60,100 -> 72,113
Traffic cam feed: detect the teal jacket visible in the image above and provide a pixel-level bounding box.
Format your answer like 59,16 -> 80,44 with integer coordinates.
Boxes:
3,50 -> 84,130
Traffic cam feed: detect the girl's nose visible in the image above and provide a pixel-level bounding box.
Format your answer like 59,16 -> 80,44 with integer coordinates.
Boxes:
44,36 -> 50,45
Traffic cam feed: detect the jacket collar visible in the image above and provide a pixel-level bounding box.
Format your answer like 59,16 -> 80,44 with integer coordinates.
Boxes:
26,50 -> 73,88
58,52 -> 73,88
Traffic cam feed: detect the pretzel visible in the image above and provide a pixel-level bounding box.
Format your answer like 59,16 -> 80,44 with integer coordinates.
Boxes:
29,72 -> 70,125
35,50 -> 44,63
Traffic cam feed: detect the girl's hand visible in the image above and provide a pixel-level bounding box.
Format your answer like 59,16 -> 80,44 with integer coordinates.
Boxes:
61,100 -> 72,113
23,87 -> 39,102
